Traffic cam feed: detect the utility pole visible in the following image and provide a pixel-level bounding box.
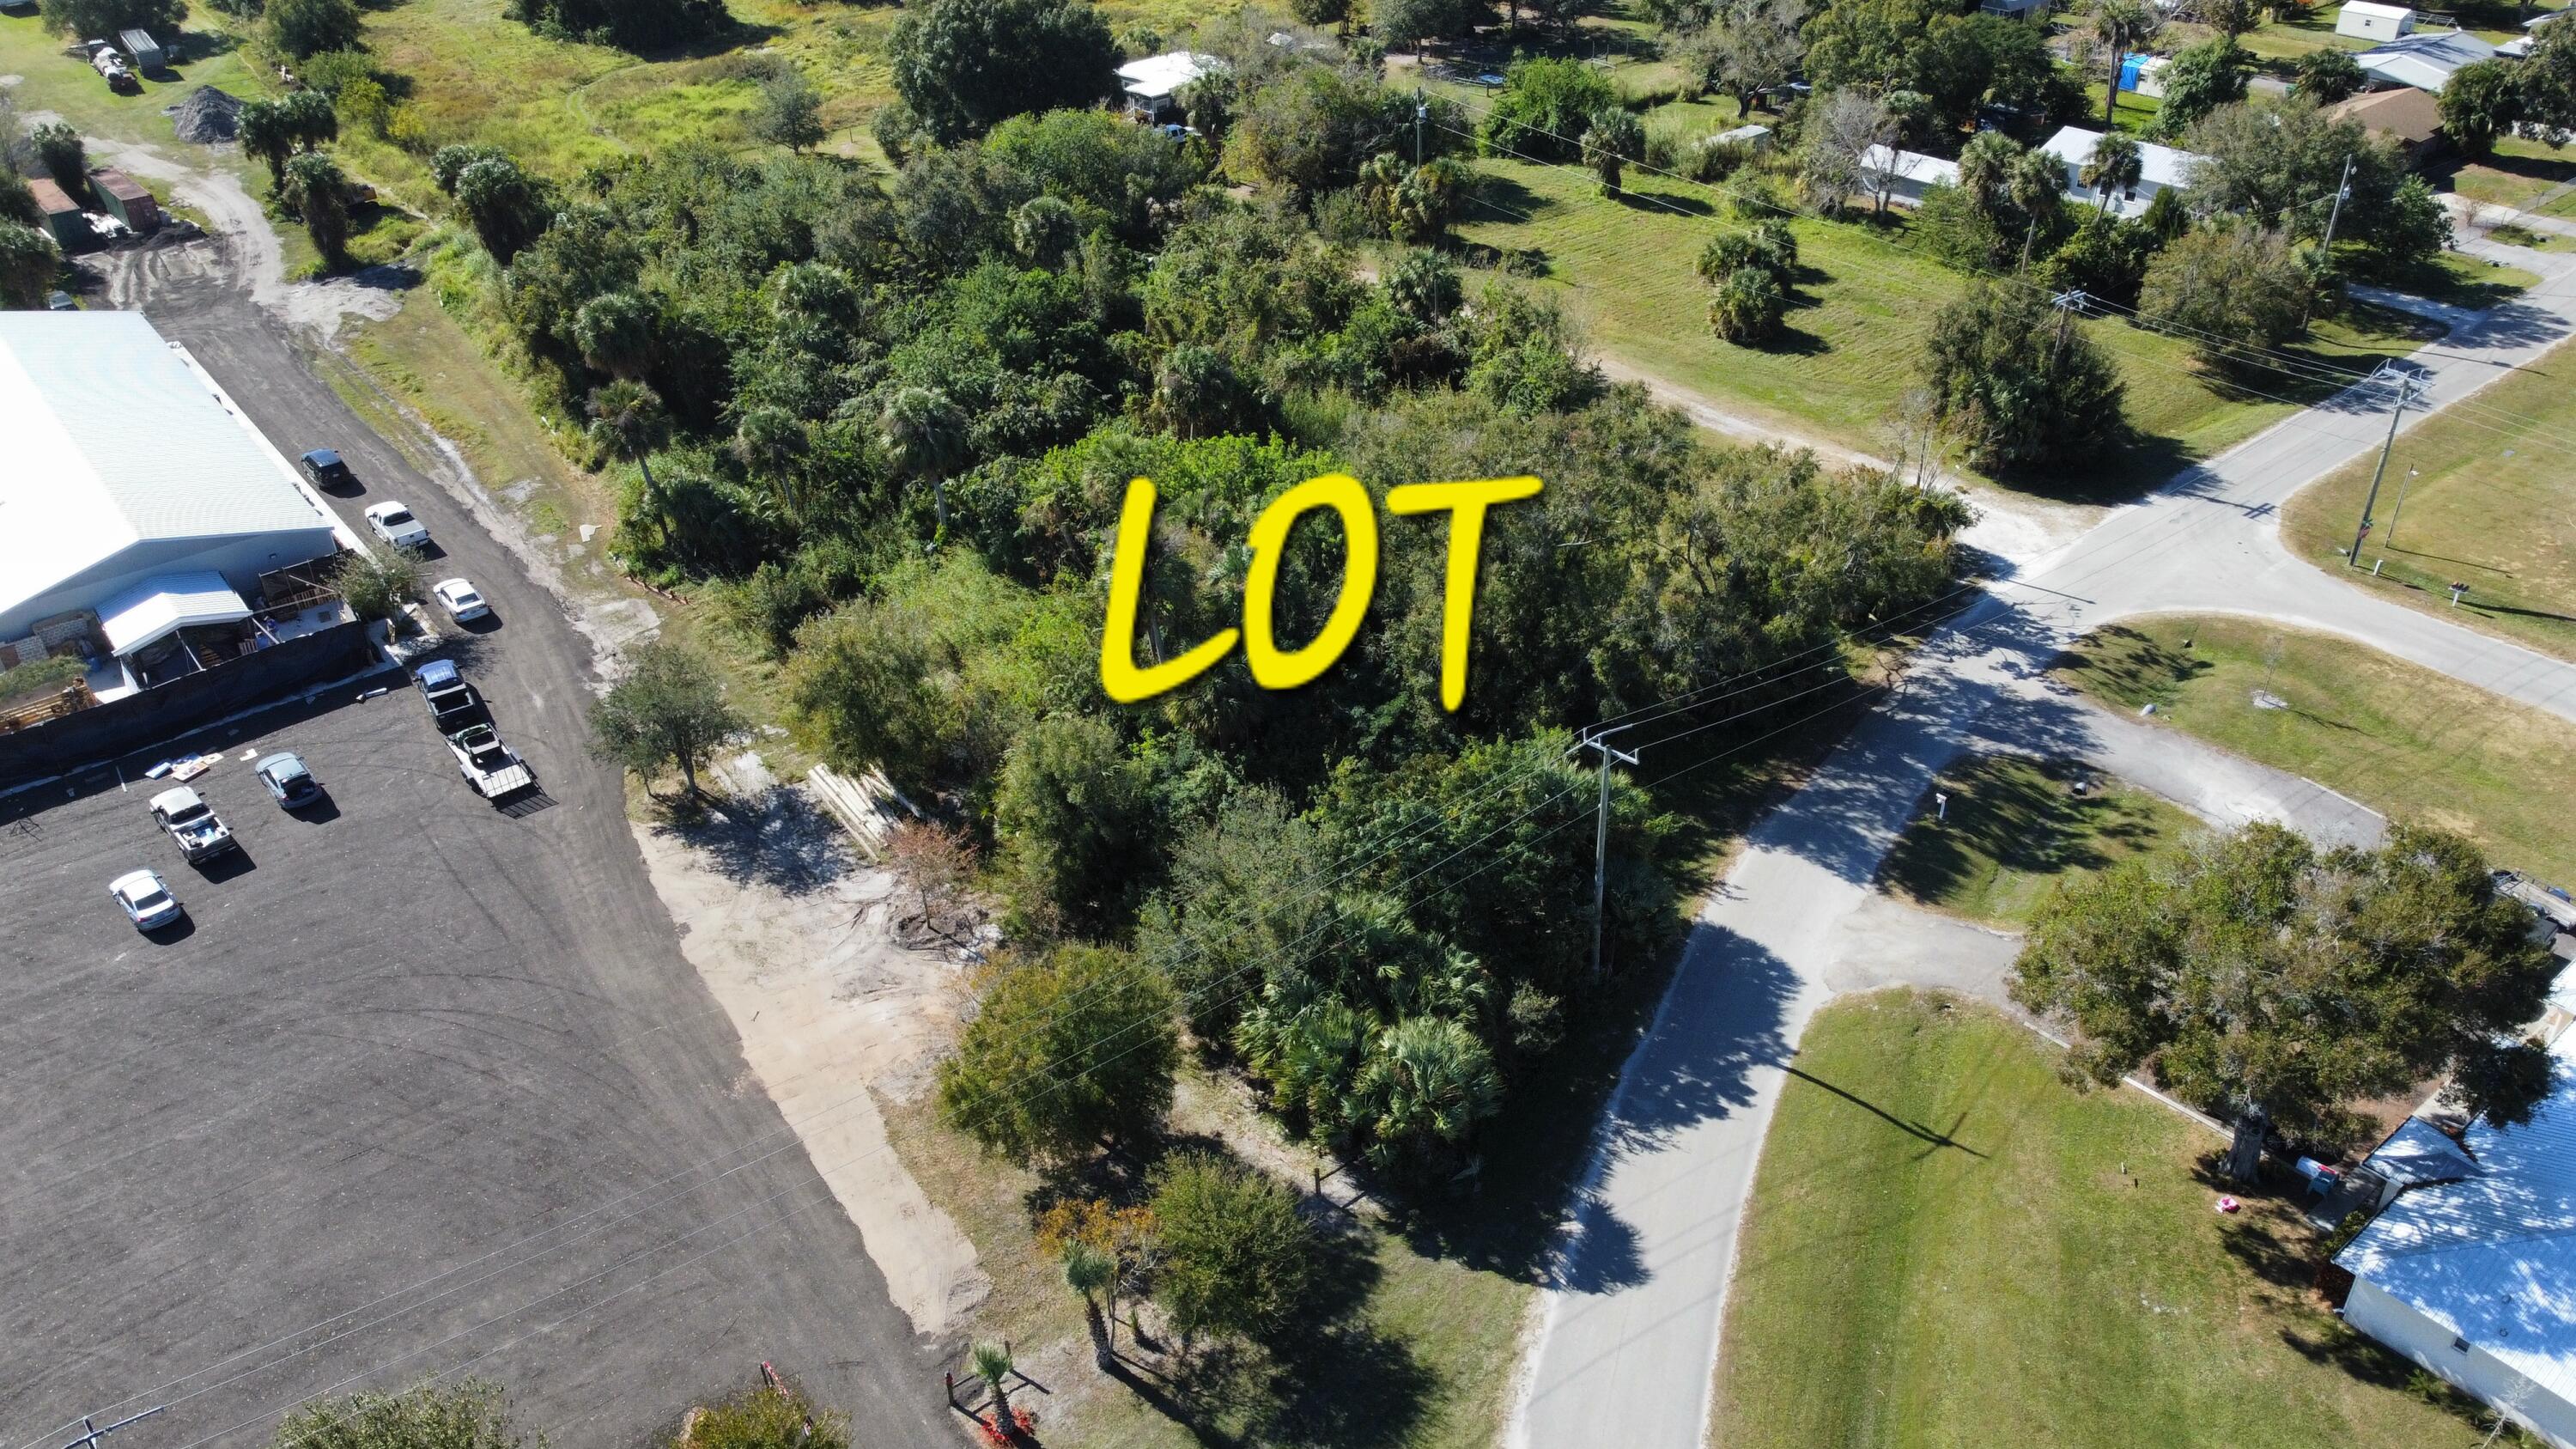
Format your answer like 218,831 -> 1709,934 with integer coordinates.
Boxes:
59,1409 -> 164,1449
2303,155 -> 2355,332
2348,367 -> 2415,568
2047,287 -> 2086,368
1577,727 -> 1641,983
1413,88 -> 1426,167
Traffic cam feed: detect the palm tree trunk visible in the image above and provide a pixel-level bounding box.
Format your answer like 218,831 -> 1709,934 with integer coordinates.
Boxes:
1082,1293 -> 1114,1370
932,477 -> 949,539
2104,49 -> 2123,129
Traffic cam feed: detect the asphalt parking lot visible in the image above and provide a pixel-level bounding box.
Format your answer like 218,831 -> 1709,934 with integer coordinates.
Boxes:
0,236 -> 945,1447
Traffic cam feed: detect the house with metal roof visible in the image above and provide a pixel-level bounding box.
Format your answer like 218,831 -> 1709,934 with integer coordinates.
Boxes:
0,312 -> 348,695
2335,1028 -> 2576,1449
2038,126 -> 2203,220
1115,52 -> 1223,121
2355,29 -> 2499,93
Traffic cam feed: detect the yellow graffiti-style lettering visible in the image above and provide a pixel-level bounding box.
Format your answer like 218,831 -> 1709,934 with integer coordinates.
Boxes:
1243,473 -> 1378,691
1387,476 -> 1543,710
1099,476 -> 1239,703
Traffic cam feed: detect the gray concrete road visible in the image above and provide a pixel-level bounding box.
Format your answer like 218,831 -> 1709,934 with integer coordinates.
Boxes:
0,234 -> 947,1449
1510,236 -> 2576,1449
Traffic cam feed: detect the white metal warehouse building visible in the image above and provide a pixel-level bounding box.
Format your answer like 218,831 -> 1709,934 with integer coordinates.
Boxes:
0,312 -> 346,688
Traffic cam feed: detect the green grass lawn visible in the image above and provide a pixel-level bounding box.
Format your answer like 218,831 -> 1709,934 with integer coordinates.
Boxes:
1877,755 -> 2200,926
0,14 -> 270,149
1455,157 -> 2442,501
2077,80 -> 2166,135
1711,990 -> 2518,1449
2438,134 -> 2576,212
2238,3 -> 2374,64
2282,336 -> 2576,662
2377,248 -> 2544,308
2054,615 -> 2576,888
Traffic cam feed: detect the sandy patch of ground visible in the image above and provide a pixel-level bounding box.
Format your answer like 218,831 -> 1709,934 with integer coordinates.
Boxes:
634,756 -> 989,1337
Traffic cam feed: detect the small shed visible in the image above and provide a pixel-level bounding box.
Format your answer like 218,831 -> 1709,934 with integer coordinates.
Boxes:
1858,144 -> 1961,209
118,27 -> 167,69
1711,123 -> 1774,153
25,177 -> 85,250
2337,1 -> 2415,42
87,168 -> 161,234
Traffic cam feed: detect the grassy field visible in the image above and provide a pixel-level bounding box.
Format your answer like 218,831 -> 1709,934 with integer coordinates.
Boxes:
1455,157 -> 2443,501
2054,615 -> 2576,888
2439,132 -> 2576,211
1877,755 -> 2201,926
2283,335 -> 2576,663
1710,990 -> 2519,1449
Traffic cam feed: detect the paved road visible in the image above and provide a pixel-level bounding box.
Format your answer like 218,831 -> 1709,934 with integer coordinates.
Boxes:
0,234 -> 947,1448
1510,238 -> 2576,1449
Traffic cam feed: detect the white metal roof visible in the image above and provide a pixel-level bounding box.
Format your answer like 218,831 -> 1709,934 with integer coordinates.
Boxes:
96,571 -> 251,655
2040,126 -> 2201,193
0,313 -> 336,628
1859,143 -> 1961,189
2342,1 -> 2415,20
2366,1117 -> 2484,1188
2339,1032 -> 2576,1408
1115,52 -> 1221,100
2357,29 -> 2499,91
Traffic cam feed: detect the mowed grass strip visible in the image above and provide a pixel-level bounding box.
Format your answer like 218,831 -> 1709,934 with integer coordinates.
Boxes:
1453,158 -> 2437,501
1877,754 -> 2199,926
2054,614 -> 2576,887
2282,333 -> 2576,662
1710,990 -> 2502,1449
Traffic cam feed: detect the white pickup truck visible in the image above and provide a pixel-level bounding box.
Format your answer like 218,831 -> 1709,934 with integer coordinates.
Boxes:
446,723 -> 534,800
149,785 -> 237,863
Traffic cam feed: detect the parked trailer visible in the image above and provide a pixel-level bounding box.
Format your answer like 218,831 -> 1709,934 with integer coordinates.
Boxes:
118,28 -> 167,69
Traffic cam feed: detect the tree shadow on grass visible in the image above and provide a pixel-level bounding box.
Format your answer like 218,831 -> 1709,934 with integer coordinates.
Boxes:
1617,186 -> 1712,216
1876,754 -> 2166,913
2049,624 -> 2209,710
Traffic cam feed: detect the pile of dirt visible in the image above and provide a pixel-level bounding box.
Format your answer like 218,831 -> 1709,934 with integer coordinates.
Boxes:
168,86 -> 241,143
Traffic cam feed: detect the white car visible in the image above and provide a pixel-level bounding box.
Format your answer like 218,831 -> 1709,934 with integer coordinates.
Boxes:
432,577 -> 490,622
109,868 -> 185,931
364,502 -> 431,551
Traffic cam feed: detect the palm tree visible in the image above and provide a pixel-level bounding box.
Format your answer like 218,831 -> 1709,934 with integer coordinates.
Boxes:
1063,1240 -> 1117,1370
733,405 -> 811,521
2092,0 -> 2163,130
239,99 -> 294,191
969,1341 -> 1014,1426
2081,131 -> 2144,224
877,385 -> 967,540
587,380 -> 671,509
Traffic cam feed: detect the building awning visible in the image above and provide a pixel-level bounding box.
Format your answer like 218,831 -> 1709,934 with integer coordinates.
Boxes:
98,571 -> 251,655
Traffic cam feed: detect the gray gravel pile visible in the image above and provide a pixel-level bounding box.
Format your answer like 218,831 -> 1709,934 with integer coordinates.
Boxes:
168,86 -> 242,143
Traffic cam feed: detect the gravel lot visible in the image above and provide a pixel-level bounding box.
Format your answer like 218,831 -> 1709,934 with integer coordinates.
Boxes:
0,234 -> 947,1449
